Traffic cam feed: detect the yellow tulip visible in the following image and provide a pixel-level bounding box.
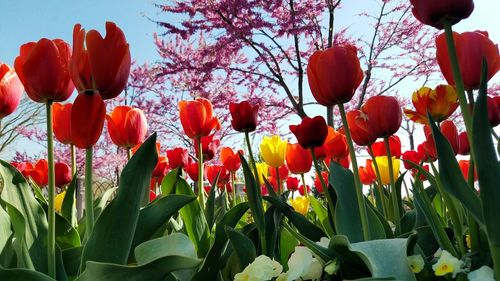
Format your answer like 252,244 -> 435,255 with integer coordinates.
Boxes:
290,196 -> 310,215
372,156 -> 400,185
260,135 -> 287,168
55,191 -> 66,213
255,162 -> 269,184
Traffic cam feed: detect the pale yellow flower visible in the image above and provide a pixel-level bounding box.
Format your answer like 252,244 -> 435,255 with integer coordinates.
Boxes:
290,196 -> 310,215
407,255 -> 425,273
260,135 -> 287,168
432,250 -> 463,278
55,191 -> 66,213
372,156 -> 400,185
255,162 -> 269,184
234,255 -> 282,281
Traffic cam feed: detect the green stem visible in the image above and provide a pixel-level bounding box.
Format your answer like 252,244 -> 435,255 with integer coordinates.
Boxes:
275,167 -> 281,195
197,137 -> 205,211
368,145 -> 388,218
384,137 -> 401,235
85,147 -> 94,238
467,159 -> 480,252
338,103 -> 370,241
70,144 -> 76,175
231,172 -> 236,208
46,101 -> 56,278
300,173 -> 308,199
245,131 -> 260,186
490,244 -> 500,280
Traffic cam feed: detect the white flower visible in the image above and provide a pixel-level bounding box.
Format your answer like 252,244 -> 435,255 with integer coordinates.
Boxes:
407,255 -> 425,273
432,250 -> 464,278
234,255 -> 282,281
467,266 -> 495,281
316,237 -> 330,248
286,246 -> 322,281
324,260 -> 340,275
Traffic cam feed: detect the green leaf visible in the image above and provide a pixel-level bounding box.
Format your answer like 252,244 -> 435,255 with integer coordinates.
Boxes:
80,134 -> 158,271
309,196 -> 334,237
160,167 -> 181,196
192,202 -> 249,281
205,171 -> 220,230
0,205 -> 12,253
4,201 -> 34,269
55,211 -> 81,250
428,116 -> 484,224
61,174 -> 78,226
279,227 -> 298,271
131,194 -> 196,251
174,177 -> 210,257
61,247 -> 82,277
283,222 -> 335,263
93,187 -> 118,220
76,256 -> 201,281
0,265 -> 55,281
225,226 -> 256,273
472,59 -> 500,246
0,160 -> 48,273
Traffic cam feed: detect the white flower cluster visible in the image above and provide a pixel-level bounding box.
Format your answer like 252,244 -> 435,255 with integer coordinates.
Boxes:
234,255 -> 283,281
277,246 -> 323,281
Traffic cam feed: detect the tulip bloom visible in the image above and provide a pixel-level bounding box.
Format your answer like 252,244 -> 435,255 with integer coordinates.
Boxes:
152,155 -> 169,179
458,159 -> 477,181
269,164 -> 290,181
372,156 -> 400,185
70,93 -> 106,149
359,164 -> 376,186
106,106 -> 148,148
0,64 -> 23,119
361,96 -> 402,139
194,134 -> 220,162
402,150 -> 423,170
220,147 -> 243,172
298,184 -> 311,196
371,136 -> 402,158
14,39 -> 74,103
314,171 -> 328,193
290,196 -> 310,215
346,110 -> 377,146
404,85 -> 459,124
409,0 -> 474,29
487,96 -> 500,127
70,22 -> 131,99
458,131 -> 470,155
166,147 -> 189,169
52,103 -> 73,144
179,97 -> 220,139
286,143 -> 312,175
440,120 -> 459,155
229,100 -> 259,132
307,45 -> 363,106
54,191 -> 66,213
255,162 -> 269,185
289,116 -> 328,148
323,127 -> 349,160
260,135 -> 287,168
436,31 -> 500,90
286,177 -> 300,191
206,165 -> 229,186
55,162 -> 72,187
29,159 -> 49,187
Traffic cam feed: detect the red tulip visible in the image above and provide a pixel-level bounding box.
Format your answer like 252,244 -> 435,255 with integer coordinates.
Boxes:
220,147 -> 242,172
269,164 -> 290,181
29,159 -> 48,187
52,103 -> 73,144
14,38 -> 74,103
206,165 -> 230,187
149,191 -> 157,202
55,162 -> 72,187
286,177 -> 300,191
286,143 -> 312,175
323,127 -> 349,160
70,93 -> 106,149
179,97 -> 220,139
359,164 -> 376,186
289,116 -> 328,149
11,161 -> 34,179
107,106 -> 148,148
313,146 -> 327,160
458,131 -> 470,155
487,96 -> 500,127
314,171 -> 328,193
440,120 -> 459,155
371,136 -> 402,158
298,184 -> 311,196
70,22 -> 131,99
166,147 -> 189,169
194,134 -> 220,162
186,160 -> 205,182
458,159 -> 477,182
411,164 -> 429,181
402,150 -> 423,170
418,139 -> 437,162
436,31 -> 499,90
229,101 -> 259,132
409,0 -> 474,29
0,63 -> 23,118
346,110 -> 377,146
152,155 -> 169,179
307,45 -> 364,106
361,96 -> 402,139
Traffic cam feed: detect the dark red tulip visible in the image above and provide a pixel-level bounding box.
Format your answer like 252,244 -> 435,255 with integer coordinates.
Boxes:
0,63 -> 23,118
436,31 -> 499,90
402,150 -> 423,170
194,134 -> 220,162
14,38 -> 74,103
289,116 -> 328,149
458,131 -> 470,155
346,110 -> 377,146
229,100 -> 259,132
409,0 -> 474,29
286,143 -> 312,175
440,120 -> 459,155
149,191 -> 157,202
55,162 -> 72,187
418,139 -> 437,162
298,184 -> 311,196
307,45 -> 363,106
361,96 -> 402,139
70,22 -> 131,99
70,93 -> 106,149
487,96 -> 500,127
12,161 -> 34,179
371,136 -> 402,158
286,177 -> 300,191
166,147 -> 189,169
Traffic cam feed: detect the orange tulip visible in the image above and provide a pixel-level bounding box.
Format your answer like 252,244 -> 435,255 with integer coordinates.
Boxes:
359,162 -> 376,186
52,103 -> 73,145
179,97 -> 220,139
404,85 -> 459,124
220,147 -> 243,172
106,106 -> 148,148
286,143 -> 312,175
323,127 -> 349,160
70,22 -> 131,99
0,63 -> 23,118
436,31 -> 500,90
14,38 -> 74,103
458,160 -> 477,182
70,93 -> 106,149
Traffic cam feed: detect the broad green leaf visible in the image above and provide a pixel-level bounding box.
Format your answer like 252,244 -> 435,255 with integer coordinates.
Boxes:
225,226 -> 257,273
428,116 -> 484,225
76,256 -> 201,281
174,177 -> 210,257
0,265 -> 55,281
80,134 -> 158,270
309,196 -> 334,237
160,167 -> 181,196
472,60 -> 500,246
130,194 -> 196,251
61,247 -> 82,277
264,205 -> 281,259
0,205 -> 12,253
279,227 -> 298,271
61,174 -> 78,226
283,223 -> 335,263
134,233 -> 197,265
205,171 -> 220,230
192,202 -> 249,281
4,201 -> 34,269
54,211 -> 81,250
0,161 -> 48,273
93,187 -> 118,220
